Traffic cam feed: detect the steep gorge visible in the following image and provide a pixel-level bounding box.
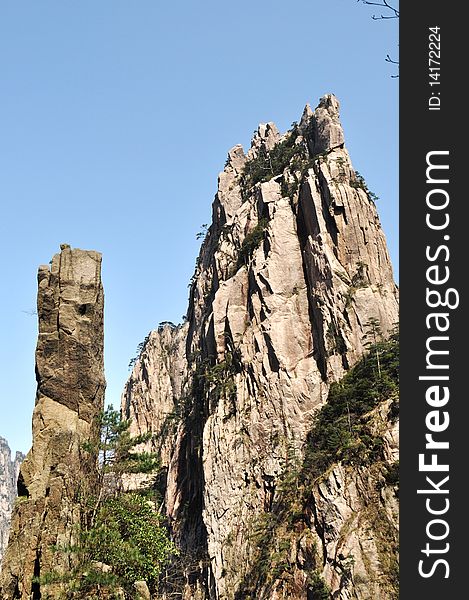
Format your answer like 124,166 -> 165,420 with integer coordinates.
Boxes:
122,94 -> 399,599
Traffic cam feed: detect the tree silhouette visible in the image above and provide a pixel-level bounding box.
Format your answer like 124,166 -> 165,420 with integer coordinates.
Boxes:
359,0 -> 399,20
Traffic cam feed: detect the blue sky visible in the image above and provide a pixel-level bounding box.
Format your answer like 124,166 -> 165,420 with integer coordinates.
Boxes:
0,0 -> 398,453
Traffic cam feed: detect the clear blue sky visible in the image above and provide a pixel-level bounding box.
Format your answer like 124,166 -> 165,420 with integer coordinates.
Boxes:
0,0 -> 398,454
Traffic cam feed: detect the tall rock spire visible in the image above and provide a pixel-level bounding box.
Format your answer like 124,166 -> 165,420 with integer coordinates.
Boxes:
0,245 -> 105,599
122,94 -> 399,598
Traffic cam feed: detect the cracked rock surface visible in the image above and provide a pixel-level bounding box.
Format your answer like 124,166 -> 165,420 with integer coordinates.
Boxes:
122,95 -> 399,599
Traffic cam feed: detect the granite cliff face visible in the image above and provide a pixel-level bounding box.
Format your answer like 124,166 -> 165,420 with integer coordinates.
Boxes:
0,95 -> 397,599
0,439 -> 24,564
122,95 -> 399,598
0,245 -> 105,599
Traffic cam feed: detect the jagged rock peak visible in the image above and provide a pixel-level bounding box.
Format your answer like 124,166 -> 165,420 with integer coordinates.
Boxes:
224,145 -> 246,174
225,93 -> 344,174
122,93 -> 398,599
0,438 -> 24,563
219,93 -> 346,226
247,122 -> 281,158
0,245 -> 105,599
308,92 -> 345,154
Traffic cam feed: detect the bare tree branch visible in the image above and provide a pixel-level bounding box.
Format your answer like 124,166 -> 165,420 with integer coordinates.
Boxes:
385,53 -> 399,78
358,0 -> 399,77
359,0 -> 399,19
385,54 -> 399,66
371,14 -> 398,20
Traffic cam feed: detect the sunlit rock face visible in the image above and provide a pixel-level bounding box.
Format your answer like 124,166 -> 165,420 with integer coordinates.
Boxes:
122,95 -> 399,599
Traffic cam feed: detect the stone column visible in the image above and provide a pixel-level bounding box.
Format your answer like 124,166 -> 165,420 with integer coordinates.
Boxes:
0,245 -> 105,599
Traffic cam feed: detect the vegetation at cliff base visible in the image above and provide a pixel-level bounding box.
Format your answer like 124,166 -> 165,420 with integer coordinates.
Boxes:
85,493 -> 174,589
38,407 -> 176,599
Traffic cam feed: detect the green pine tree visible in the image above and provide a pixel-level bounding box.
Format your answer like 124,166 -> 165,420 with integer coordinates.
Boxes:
38,406 -> 175,599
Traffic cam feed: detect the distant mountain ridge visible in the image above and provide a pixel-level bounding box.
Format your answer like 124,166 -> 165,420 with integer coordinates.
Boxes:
0,437 -> 24,563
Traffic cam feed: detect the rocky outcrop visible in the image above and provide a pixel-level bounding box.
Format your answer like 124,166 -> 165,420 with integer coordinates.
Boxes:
312,400 -> 399,600
121,322 -> 188,490
122,94 -> 399,598
0,439 -> 24,564
0,245 -> 105,599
